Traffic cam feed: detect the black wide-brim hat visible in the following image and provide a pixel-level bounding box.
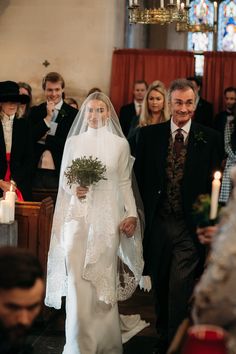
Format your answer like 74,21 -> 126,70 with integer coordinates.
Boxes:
0,81 -> 30,104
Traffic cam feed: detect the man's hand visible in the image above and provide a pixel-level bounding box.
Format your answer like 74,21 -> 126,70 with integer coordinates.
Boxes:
119,217 -> 137,238
45,100 -> 55,124
197,225 -> 218,245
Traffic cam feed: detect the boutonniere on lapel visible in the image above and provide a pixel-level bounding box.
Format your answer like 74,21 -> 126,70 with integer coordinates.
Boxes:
59,108 -> 67,118
194,131 -> 207,146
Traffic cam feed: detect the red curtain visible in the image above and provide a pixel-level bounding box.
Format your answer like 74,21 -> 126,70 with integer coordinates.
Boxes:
109,49 -> 195,114
202,51 -> 236,115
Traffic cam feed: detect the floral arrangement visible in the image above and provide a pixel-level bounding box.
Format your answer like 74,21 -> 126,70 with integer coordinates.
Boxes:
192,194 -> 214,227
65,155 -> 107,187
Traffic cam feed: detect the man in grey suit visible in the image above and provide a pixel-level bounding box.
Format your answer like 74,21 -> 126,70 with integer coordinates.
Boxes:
134,79 -> 223,354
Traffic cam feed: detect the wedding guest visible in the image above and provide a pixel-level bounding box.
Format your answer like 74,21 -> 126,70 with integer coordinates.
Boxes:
28,72 -> 78,189
18,82 -> 33,118
64,97 -> 79,110
87,87 -> 102,96
119,80 -> 148,137
187,76 -> 214,127
0,81 -> 32,200
134,79 -> 223,354
0,247 -> 44,354
45,92 -> 143,354
128,80 -> 169,156
214,87 -> 236,136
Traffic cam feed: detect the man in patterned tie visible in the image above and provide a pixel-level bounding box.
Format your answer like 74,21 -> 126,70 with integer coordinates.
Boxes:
134,79 -> 223,354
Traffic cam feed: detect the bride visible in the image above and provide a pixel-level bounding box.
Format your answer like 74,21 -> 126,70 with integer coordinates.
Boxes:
45,92 -> 144,354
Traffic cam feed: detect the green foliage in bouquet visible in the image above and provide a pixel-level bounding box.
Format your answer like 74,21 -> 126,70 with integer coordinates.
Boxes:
192,194 -> 212,227
65,155 -> 107,187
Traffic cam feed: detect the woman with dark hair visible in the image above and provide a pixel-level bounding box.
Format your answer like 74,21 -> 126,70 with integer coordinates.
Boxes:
0,81 -> 33,200
18,82 -> 33,118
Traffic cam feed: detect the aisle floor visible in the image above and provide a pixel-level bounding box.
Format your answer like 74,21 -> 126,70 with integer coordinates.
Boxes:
29,288 -> 157,354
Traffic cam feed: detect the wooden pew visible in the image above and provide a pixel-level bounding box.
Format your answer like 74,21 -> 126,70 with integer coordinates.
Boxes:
32,188 -> 58,205
15,197 -> 54,275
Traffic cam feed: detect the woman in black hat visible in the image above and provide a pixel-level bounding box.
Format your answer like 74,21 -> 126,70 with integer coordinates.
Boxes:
0,81 -> 33,200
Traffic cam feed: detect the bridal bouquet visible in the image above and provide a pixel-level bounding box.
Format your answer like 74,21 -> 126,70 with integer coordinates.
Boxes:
65,155 -> 107,187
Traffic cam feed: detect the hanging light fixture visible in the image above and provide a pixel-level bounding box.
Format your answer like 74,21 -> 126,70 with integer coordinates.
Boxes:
128,0 -> 218,33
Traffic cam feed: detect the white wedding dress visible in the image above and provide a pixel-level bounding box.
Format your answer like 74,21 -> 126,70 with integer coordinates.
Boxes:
45,127 -> 144,354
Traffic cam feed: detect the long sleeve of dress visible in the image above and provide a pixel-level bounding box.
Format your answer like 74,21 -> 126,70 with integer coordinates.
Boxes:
118,140 -> 137,218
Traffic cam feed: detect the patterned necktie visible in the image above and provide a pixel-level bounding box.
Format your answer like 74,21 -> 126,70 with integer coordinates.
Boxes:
174,128 -> 184,158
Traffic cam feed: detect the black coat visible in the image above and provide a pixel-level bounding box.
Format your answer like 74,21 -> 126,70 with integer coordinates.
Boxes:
0,117 -> 33,200
134,120 -> 223,235
193,97 -> 214,128
119,102 -> 137,137
29,101 -> 77,175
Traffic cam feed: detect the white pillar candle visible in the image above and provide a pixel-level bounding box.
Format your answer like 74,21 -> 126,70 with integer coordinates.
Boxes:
0,200 -> 11,223
209,171 -> 221,220
170,0 -> 173,4
214,1 -> 217,22
186,0 -> 190,6
181,2 -> 185,10
160,0 -> 164,8
177,0 -> 180,10
5,190 -> 16,222
129,0 -> 133,6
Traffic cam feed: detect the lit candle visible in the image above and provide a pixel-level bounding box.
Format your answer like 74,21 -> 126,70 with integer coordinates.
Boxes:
161,0 -> 164,8
5,186 -> 16,222
0,200 -> 11,223
213,1 -> 217,22
209,171 -> 221,220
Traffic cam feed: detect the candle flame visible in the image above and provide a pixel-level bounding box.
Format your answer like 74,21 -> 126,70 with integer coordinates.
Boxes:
214,171 -> 221,180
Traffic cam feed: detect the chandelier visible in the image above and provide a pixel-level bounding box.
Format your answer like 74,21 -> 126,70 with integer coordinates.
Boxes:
128,0 -> 218,32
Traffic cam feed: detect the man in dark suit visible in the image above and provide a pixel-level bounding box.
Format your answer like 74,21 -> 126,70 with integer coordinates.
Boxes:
134,79 -> 223,354
119,80 -> 147,137
187,76 -> 213,127
29,72 -> 78,189
214,86 -> 236,136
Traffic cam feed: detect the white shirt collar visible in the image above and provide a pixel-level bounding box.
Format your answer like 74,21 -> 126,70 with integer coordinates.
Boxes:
171,118 -> 191,142
55,99 -> 63,110
1,112 -> 15,122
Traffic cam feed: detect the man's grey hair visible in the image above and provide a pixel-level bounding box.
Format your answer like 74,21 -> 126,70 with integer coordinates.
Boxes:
167,78 -> 196,103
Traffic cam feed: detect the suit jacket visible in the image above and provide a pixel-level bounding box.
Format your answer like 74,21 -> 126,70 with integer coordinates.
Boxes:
193,97 -> 214,128
29,101 -> 78,175
119,102 -> 137,137
0,117 -> 33,200
214,110 -> 230,135
134,120 -> 223,235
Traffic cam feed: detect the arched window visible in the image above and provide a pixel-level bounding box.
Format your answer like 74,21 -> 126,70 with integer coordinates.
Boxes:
187,0 -> 214,75
187,0 -> 214,52
217,0 -> 236,51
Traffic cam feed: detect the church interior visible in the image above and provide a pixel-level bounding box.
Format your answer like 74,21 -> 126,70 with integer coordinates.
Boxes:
0,0 -> 236,353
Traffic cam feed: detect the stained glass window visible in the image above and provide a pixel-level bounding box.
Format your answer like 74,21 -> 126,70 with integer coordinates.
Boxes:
187,0 -> 214,52
218,0 -> 236,51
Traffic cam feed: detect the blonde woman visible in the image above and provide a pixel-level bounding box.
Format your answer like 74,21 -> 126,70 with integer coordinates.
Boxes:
128,80 -> 169,155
